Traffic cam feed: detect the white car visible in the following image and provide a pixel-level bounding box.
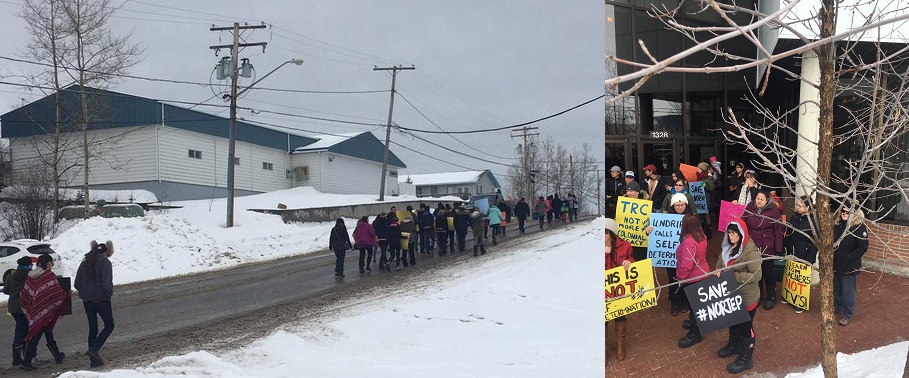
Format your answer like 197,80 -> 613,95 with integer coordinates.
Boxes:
0,239 -> 63,285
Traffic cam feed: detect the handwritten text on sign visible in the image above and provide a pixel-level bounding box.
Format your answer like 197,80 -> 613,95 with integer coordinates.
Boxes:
689,182 -> 708,214
782,259 -> 812,311
605,259 -> 658,321
683,270 -> 752,335
647,213 -> 683,268
616,197 -> 651,247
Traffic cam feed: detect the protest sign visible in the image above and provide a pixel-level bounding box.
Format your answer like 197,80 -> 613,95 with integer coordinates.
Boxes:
605,259 -> 657,321
616,197 -> 652,247
683,270 -> 752,335
474,198 -> 490,216
782,259 -> 812,311
679,163 -> 700,183
717,200 -> 746,232
647,213 -> 683,268
395,210 -> 412,223
688,182 -> 708,214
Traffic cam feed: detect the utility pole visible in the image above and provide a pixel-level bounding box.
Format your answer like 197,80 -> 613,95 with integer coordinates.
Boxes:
510,126 -> 538,200
569,154 -> 574,196
374,65 -> 414,201
211,22 -> 267,228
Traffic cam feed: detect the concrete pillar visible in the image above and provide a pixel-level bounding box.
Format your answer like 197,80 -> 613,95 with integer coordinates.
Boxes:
795,50 -> 821,199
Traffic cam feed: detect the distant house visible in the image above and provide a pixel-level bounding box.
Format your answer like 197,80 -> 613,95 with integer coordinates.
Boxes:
0,86 -> 406,201
399,170 -> 501,199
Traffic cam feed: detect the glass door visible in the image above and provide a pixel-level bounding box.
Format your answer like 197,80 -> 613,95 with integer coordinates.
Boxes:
605,139 -> 632,173
640,140 -> 680,178
685,140 -> 720,167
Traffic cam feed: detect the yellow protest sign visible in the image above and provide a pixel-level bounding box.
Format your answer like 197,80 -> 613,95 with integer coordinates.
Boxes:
395,210 -> 412,223
616,197 -> 651,247
605,259 -> 657,321
782,259 -> 811,311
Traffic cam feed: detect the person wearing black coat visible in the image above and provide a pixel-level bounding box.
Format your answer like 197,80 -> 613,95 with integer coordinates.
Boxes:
551,195 -> 563,224
453,206 -> 471,252
3,257 -> 32,366
604,167 -> 625,218
386,218 -> 402,270
497,200 -> 512,236
833,208 -> 868,326
513,198 -> 531,235
785,197 -> 818,265
328,218 -> 352,277
372,214 -> 390,270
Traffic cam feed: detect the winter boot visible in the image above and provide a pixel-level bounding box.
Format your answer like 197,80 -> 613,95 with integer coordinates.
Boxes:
681,319 -> 692,330
670,302 -> 680,316
678,325 -> 703,348
763,292 -> 776,310
727,337 -> 755,374
616,321 -> 627,361
87,349 -> 105,368
473,246 -> 479,256
11,344 -> 23,366
480,245 -> 487,255
47,341 -> 65,364
717,332 -> 742,358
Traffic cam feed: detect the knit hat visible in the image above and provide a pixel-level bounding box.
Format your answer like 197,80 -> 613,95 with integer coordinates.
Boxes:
625,181 -> 641,192
697,162 -> 709,172
605,218 -> 618,235
671,193 -> 688,205
17,256 -> 33,266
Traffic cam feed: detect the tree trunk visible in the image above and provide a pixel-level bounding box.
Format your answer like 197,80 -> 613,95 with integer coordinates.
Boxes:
816,1 -> 838,376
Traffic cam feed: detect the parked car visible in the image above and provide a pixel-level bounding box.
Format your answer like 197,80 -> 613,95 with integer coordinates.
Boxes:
0,240 -> 63,285
60,203 -> 145,220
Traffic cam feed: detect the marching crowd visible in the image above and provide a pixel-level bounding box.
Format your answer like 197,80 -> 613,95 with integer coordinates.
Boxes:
328,194 -> 580,278
604,158 -> 869,375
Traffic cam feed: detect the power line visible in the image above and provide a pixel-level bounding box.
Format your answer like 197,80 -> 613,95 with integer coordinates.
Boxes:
397,94 -> 606,134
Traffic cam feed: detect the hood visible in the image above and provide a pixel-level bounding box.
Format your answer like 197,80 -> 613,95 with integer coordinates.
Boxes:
724,218 -> 750,249
841,209 -> 866,228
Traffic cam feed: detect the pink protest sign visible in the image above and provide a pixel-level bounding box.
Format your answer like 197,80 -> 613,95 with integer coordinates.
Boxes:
717,200 -> 746,232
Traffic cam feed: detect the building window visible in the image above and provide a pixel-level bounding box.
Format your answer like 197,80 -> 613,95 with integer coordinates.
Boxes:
431,186 -> 438,195
416,187 -> 423,196
188,149 -> 202,159
389,170 -> 398,177
262,162 -> 273,171
234,157 -> 240,166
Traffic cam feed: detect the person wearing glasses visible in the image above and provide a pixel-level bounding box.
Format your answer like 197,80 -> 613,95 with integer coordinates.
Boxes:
833,207 -> 868,326
660,178 -> 695,214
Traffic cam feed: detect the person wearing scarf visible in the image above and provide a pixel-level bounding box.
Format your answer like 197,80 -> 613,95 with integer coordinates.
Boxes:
19,254 -> 67,370
3,256 -> 33,366
74,240 -> 115,368
714,219 -> 762,374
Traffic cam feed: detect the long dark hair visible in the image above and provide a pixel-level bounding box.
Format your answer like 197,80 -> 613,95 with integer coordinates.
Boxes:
605,228 -> 618,267
83,240 -> 111,281
679,213 -> 705,242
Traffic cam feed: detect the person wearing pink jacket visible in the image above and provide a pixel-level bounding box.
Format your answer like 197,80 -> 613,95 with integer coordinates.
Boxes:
675,213 -> 710,349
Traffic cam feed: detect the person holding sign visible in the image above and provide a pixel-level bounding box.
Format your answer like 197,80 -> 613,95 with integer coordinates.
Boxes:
660,178 -> 695,214
646,193 -> 692,316
784,196 -> 818,313
620,181 -> 649,262
742,190 -> 784,310
715,218 -> 762,374
604,218 -> 634,364
833,207 -> 869,327
675,214 -> 710,349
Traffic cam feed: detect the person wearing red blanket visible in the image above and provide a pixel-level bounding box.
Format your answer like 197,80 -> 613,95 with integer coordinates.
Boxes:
19,254 -> 67,371
604,218 -> 634,366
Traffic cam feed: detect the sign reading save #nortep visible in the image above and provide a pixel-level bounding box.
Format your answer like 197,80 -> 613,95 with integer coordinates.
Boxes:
616,197 -> 651,247
782,259 -> 812,311
647,213 -> 683,268
682,270 -> 752,335
605,259 -> 657,321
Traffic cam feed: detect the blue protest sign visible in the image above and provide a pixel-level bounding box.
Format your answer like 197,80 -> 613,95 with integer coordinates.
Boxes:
647,213 -> 683,268
689,182 -> 708,214
474,198 -> 490,216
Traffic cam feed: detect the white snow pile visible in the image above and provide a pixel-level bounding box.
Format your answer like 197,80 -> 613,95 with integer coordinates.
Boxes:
785,341 -> 909,378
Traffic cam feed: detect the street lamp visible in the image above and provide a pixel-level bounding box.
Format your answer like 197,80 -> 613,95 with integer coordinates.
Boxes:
226,58 -> 304,228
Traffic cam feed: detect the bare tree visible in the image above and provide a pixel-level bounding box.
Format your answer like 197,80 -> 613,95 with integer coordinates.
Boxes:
508,137 -> 600,214
0,165 -> 58,241
606,1 -> 909,376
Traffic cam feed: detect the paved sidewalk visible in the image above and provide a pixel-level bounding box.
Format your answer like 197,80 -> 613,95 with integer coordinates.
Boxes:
606,234 -> 909,377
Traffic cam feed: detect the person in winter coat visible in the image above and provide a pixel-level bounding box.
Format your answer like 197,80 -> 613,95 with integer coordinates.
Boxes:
469,209 -> 487,256
728,162 -> 745,201
497,199 -> 512,236
445,204 -> 456,254
643,164 -> 668,210
400,210 -> 418,266
453,205 -> 471,252
605,166 -> 625,218
551,194 -> 563,224
434,204 -> 450,256
328,218 -> 352,277
660,178 -> 696,214
487,203 -> 504,246
604,218 -> 634,365
784,196 -> 818,314
833,207 -> 868,326
372,214 -> 390,271
353,216 -> 379,273
568,192 -> 579,221
513,197 -> 531,235
714,218 -> 762,374
559,196 -> 570,222
732,169 -> 759,206
19,254 -> 67,370
675,213 -> 710,349
545,195 -> 554,224
74,240 -> 115,368
386,217 -> 402,270
624,181 -> 651,263
419,206 -> 435,254
645,193 -> 694,316
742,190 -> 784,310
534,196 -> 547,231
3,256 -> 33,367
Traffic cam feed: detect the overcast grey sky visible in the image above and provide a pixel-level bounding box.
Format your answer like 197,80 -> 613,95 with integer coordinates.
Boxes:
0,0 -> 605,189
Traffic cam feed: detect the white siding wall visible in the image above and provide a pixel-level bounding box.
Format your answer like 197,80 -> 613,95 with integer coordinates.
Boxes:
156,126 -> 290,193
293,153 -> 397,195
9,125 -> 157,186
289,152 -> 323,192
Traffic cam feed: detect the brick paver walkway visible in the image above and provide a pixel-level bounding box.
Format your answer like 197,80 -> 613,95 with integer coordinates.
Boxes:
606,234 -> 909,377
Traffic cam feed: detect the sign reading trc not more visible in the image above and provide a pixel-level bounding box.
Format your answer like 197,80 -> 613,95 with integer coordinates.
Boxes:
605,259 -> 657,321
683,270 -> 752,335
616,197 -> 651,247
647,213 -> 683,268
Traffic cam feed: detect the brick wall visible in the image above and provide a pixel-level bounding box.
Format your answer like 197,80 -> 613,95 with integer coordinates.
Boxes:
866,223 -> 909,269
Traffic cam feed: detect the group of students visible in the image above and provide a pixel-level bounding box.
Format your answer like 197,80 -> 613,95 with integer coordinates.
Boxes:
3,240 -> 117,371
604,161 -> 871,375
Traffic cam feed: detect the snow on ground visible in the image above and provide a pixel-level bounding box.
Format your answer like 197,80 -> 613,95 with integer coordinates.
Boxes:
785,341 -> 909,378
58,219 -> 605,378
